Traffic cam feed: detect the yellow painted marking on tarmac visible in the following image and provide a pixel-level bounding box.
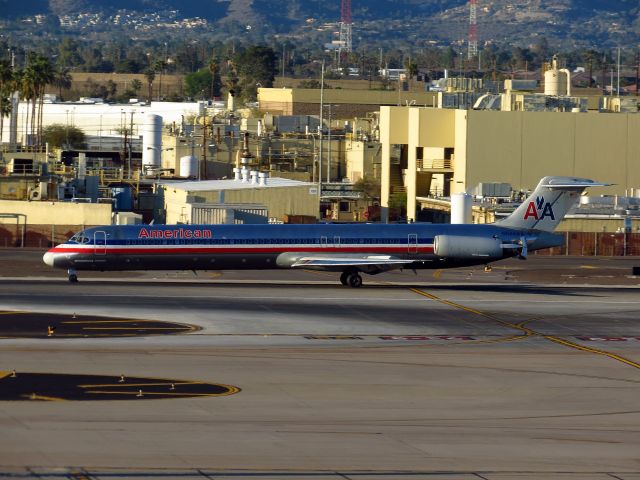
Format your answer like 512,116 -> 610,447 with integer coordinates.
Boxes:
63,320 -> 160,324
0,311 -> 28,315
411,288 -> 640,371
579,265 -> 598,269
463,334 -> 531,346
432,269 -> 443,279
410,288 -> 535,337
23,394 -> 67,402
78,381 -> 203,388
544,335 -> 640,370
81,327 -> 189,331
85,385 -> 240,397
84,391 -> 233,397
0,371 -> 11,380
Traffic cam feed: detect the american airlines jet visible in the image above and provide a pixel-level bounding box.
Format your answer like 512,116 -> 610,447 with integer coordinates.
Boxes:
43,176 -> 605,287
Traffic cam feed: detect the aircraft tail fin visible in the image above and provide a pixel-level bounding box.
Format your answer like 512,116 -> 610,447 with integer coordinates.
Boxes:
498,176 -> 608,232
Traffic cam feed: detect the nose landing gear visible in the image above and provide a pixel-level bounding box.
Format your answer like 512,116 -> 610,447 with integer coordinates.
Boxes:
67,268 -> 78,283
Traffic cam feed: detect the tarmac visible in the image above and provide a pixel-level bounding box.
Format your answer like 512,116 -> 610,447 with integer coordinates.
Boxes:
0,249 -> 639,479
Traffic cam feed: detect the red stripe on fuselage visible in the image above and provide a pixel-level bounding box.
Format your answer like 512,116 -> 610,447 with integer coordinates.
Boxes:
48,246 -> 435,255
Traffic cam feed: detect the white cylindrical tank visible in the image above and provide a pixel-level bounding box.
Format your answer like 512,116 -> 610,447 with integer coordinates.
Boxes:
142,114 -> 162,171
451,193 -> 473,224
544,68 -> 560,96
544,55 -> 569,96
179,155 -> 198,178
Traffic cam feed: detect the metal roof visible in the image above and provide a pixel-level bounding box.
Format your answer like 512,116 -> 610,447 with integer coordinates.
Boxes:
158,177 -> 316,192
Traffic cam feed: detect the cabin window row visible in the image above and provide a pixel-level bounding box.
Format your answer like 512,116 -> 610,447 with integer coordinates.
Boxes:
118,238 -> 429,246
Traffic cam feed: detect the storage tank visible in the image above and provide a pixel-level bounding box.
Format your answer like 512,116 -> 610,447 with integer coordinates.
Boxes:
111,185 -> 134,211
142,114 -> 163,172
451,193 -> 473,224
544,55 -> 570,96
179,155 -> 198,178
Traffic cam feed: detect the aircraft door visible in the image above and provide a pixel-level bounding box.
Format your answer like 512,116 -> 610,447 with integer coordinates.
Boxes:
94,231 -> 107,256
333,236 -> 340,249
321,236 -> 328,249
408,234 -> 418,254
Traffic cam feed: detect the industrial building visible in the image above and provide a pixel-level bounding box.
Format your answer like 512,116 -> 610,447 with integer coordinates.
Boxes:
379,106 -> 640,223
258,88 -> 438,117
158,176 -> 319,225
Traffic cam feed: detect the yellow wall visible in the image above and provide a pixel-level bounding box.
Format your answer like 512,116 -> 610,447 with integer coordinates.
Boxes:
161,183 -> 319,224
0,200 -> 112,225
559,217 -> 640,233
464,110 -> 639,195
417,109 -> 456,148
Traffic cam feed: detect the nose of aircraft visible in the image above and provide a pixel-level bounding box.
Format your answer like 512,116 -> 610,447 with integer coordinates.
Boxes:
43,250 -> 55,267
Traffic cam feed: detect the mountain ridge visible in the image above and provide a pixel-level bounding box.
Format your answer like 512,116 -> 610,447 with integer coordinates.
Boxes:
1,0 -> 638,48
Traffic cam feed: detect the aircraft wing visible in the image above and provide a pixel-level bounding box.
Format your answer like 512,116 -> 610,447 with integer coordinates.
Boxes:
276,252 -> 414,273
291,254 -> 413,268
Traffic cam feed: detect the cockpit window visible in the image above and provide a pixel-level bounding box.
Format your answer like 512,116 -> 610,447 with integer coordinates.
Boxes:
70,232 -> 91,244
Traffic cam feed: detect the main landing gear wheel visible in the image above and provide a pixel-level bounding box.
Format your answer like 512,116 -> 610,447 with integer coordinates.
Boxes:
340,271 -> 349,286
347,272 -> 363,288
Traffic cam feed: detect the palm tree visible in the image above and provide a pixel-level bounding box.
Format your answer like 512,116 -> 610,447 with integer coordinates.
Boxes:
154,60 -> 166,100
144,67 -> 156,102
22,54 -> 55,149
0,60 -> 13,145
53,67 -> 72,101
208,58 -> 218,99
20,55 -> 38,148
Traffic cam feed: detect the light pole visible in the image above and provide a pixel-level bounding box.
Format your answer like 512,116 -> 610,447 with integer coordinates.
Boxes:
322,103 -> 338,183
65,110 -> 70,149
319,59 -> 325,186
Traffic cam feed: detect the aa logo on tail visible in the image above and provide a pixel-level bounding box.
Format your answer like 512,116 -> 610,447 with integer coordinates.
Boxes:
524,196 -> 555,221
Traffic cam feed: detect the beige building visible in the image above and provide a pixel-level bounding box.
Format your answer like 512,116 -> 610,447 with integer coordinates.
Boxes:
380,106 -> 640,222
258,88 -> 438,117
0,199 -> 113,247
158,177 -> 319,224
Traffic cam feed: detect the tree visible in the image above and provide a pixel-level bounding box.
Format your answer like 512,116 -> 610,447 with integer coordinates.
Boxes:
184,68 -> 212,99
154,60 -> 166,100
144,68 -> 155,102
130,79 -> 142,94
208,58 -> 222,98
53,67 -> 72,101
43,123 -> 85,149
353,176 -> 381,202
234,45 -> 277,100
0,60 -> 13,144
57,38 -> 83,69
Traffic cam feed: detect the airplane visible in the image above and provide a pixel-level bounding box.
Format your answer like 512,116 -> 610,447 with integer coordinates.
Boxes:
43,176 -> 606,287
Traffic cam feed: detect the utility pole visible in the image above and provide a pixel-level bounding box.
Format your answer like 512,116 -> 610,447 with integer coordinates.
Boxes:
636,50 -> 639,97
319,59 -> 325,185
201,118 -> 208,180
129,111 -> 134,178
467,0 -> 478,60
617,47 -> 621,97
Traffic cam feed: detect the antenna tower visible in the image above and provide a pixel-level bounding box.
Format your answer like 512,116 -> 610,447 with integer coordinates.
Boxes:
339,0 -> 352,61
468,0 -> 478,59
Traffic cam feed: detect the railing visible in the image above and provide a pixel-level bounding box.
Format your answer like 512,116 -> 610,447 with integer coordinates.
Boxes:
417,159 -> 452,170
0,145 -> 47,154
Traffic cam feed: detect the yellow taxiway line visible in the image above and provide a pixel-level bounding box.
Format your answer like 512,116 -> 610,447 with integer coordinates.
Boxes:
411,288 -> 640,370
